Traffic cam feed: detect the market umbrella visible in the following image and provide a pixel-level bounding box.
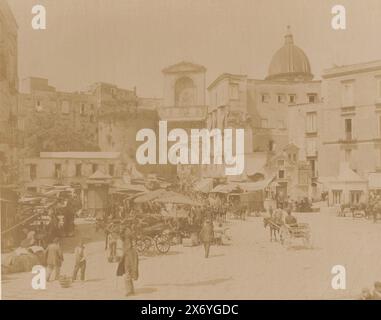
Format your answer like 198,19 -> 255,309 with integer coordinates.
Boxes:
154,192 -> 202,206
133,189 -> 167,203
193,178 -> 214,193
112,183 -> 148,193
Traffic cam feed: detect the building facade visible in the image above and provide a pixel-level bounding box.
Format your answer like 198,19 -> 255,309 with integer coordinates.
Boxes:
204,28 -> 319,199
318,60 -> 381,205
6,9 -> 381,206
288,102 -> 324,200
158,61 -> 208,180
22,151 -> 123,192
95,82 -> 160,175
0,0 -> 18,185
289,60 -> 381,205
19,77 -> 99,157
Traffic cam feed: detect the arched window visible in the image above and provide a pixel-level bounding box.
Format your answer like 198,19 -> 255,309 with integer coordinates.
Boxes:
174,77 -> 195,106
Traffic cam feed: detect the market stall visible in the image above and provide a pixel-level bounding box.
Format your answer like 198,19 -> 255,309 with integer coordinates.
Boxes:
86,170 -> 112,219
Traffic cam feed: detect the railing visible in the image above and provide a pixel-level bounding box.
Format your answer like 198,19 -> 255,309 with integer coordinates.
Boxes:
158,105 -> 208,121
345,132 -> 353,141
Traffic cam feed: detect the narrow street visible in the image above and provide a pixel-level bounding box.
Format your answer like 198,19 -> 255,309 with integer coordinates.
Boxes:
2,211 -> 381,300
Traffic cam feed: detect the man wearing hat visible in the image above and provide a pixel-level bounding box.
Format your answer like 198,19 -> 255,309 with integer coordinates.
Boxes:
117,225 -> 139,297
45,238 -> 64,282
199,219 -> 214,258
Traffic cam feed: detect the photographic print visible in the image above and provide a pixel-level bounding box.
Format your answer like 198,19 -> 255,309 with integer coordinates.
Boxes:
1,0 -> 381,301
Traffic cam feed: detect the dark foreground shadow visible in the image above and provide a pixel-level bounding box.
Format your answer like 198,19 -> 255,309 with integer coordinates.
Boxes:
147,277 -> 232,288
286,245 -> 319,251
83,278 -> 105,283
208,253 -> 225,258
135,287 -> 158,295
139,250 -> 181,258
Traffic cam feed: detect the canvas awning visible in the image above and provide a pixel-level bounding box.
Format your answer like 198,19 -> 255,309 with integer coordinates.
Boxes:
211,184 -> 237,194
88,170 -> 112,180
87,170 -> 112,184
111,183 -> 148,193
133,189 -> 166,203
154,192 -> 202,206
237,176 -> 275,192
335,162 -> 367,183
212,176 -> 275,194
193,178 -> 214,193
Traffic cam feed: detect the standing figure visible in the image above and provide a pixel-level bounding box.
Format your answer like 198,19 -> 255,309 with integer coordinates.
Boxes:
47,213 -> 59,244
107,225 -> 119,262
124,240 -> 139,296
285,210 -> 298,226
72,239 -> 87,281
117,227 -> 139,297
45,238 -> 64,282
199,219 -> 214,258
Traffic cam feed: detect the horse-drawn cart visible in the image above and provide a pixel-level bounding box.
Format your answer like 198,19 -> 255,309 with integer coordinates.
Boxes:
280,223 -> 312,248
134,222 -> 172,254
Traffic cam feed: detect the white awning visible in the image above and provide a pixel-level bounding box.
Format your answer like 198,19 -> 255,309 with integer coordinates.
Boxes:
194,178 -> 214,193
334,162 -> 367,182
211,184 -> 238,194
211,176 -> 275,193
237,176 -> 276,192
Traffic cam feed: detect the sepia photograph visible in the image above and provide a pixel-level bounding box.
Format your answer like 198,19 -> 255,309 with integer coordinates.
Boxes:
1,0 -> 381,301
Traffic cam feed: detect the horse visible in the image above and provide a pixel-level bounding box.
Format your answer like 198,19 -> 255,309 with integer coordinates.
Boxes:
365,201 -> 381,223
263,210 -> 284,242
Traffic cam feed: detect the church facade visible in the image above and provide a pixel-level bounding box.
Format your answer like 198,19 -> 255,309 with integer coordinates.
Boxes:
158,61 -> 208,181
203,28 -> 321,201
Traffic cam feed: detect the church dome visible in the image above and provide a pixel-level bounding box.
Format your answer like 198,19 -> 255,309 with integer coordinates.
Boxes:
266,27 -> 313,81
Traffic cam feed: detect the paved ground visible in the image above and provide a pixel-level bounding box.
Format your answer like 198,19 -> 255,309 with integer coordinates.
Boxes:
2,211 -> 381,300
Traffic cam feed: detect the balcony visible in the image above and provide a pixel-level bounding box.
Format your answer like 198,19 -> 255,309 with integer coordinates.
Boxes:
338,135 -> 357,145
158,105 -> 207,122
341,106 -> 356,117
305,130 -> 317,138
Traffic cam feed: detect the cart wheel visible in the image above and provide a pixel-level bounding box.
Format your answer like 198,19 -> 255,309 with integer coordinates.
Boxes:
155,234 -> 170,254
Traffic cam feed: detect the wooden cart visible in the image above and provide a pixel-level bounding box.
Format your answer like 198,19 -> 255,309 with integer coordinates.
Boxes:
280,223 -> 312,248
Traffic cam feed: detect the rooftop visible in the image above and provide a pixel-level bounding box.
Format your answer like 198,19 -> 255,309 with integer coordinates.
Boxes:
207,73 -> 247,90
323,59 -> 381,79
162,61 -> 207,74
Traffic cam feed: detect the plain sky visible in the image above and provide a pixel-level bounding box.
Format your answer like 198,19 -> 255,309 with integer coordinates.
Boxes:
7,0 -> 381,97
